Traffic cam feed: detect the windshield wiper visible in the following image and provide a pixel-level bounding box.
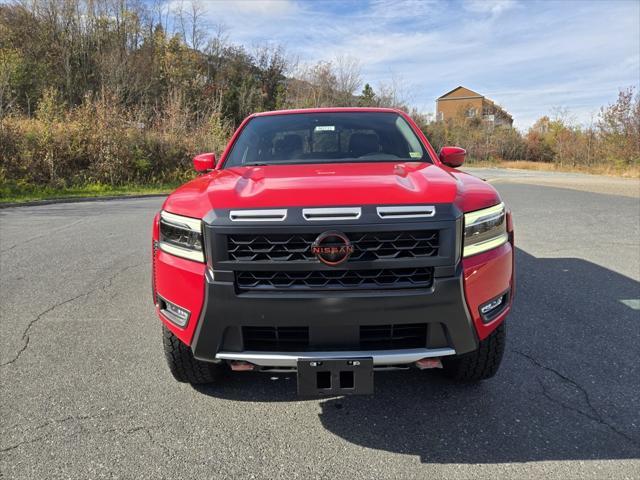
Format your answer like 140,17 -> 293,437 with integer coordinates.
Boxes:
243,162 -> 270,166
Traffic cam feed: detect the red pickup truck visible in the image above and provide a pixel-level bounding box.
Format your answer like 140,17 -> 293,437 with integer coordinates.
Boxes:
152,108 -> 514,395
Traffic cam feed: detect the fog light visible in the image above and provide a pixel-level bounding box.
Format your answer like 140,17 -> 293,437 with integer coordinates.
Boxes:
480,297 -> 503,315
479,292 -> 508,323
158,296 -> 190,327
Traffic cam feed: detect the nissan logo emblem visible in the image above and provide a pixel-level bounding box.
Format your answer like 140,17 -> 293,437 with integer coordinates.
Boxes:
311,231 -> 354,266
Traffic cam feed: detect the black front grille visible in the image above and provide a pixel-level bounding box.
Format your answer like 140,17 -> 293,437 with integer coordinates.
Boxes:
360,324 -> 427,349
236,267 -> 434,291
227,230 -> 439,262
241,324 -> 428,351
243,326 -> 309,351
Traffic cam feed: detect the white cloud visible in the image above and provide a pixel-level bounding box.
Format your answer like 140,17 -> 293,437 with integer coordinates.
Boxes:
368,0 -> 442,19
206,0 -> 298,16
464,0 -> 517,17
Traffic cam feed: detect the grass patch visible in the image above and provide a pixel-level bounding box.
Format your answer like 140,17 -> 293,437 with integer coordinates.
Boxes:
466,159 -> 640,178
0,182 -> 180,204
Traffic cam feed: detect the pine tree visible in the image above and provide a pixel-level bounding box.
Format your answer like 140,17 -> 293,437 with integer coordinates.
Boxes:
359,83 -> 376,106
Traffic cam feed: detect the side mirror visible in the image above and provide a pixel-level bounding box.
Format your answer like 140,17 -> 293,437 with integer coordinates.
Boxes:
193,152 -> 216,172
439,146 -> 466,168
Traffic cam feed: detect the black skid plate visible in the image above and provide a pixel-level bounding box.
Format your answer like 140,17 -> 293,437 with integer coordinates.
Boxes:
297,358 -> 374,396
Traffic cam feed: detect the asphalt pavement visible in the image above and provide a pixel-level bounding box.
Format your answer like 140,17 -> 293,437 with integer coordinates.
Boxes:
1,170 -> 639,479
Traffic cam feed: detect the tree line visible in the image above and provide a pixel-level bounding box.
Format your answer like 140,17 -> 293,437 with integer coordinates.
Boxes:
1,0 -> 638,195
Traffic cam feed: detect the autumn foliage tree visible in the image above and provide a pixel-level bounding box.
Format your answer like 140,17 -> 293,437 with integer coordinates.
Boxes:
596,87 -> 640,167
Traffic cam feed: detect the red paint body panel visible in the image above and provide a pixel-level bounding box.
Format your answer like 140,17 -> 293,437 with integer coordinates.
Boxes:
462,242 -> 514,340
163,161 -> 501,218
152,212 -> 160,241
154,251 -> 206,344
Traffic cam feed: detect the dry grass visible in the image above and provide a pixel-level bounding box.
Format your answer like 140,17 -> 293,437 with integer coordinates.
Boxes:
0,182 -> 178,203
466,160 -> 640,178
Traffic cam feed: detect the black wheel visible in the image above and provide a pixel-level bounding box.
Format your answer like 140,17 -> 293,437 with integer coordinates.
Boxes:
162,325 -> 224,384
442,322 -> 506,381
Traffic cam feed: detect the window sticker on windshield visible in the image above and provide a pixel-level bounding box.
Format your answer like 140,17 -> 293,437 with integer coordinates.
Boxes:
314,125 -> 335,132
409,151 -> 422,158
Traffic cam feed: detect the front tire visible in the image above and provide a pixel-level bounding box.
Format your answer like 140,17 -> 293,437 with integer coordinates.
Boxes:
442,321 -> 506,381
162,325 -> 224,384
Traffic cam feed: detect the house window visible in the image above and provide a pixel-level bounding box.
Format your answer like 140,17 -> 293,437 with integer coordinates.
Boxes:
436,111 -> 444,121
466,108 -> 477,118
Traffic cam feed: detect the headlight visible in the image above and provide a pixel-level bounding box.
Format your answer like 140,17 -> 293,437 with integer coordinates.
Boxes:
158,211 -> 204,262
463,202 -> 508,258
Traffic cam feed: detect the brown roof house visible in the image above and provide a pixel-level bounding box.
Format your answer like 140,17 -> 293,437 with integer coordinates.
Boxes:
436,86 -> 513,127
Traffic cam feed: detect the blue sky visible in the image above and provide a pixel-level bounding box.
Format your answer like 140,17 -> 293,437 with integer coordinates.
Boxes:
180,0 -> 639,129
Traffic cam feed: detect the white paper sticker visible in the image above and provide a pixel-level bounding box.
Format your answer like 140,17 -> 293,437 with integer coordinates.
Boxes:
314,125 -> 335,132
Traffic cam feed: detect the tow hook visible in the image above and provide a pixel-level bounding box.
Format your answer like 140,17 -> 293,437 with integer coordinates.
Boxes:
229,361 -> 256,371
415,358 -> 443,370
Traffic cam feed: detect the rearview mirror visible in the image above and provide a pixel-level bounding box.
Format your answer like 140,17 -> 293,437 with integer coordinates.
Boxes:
439,146 -> 466,168
193,153 -> 216,172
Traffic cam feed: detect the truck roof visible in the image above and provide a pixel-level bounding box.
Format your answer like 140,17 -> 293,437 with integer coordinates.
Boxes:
251,107 -> 406,117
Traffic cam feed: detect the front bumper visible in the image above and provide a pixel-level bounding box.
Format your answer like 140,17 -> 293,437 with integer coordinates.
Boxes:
189,265 -> 479,364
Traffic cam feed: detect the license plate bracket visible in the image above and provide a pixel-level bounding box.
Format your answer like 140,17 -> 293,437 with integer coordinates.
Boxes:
297,358 -> 374,396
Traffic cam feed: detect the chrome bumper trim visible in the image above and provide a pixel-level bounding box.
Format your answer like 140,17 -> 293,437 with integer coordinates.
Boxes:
215,347 -> 456,367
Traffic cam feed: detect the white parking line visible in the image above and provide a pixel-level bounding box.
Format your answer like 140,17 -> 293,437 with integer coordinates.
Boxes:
620,299 -> 640,310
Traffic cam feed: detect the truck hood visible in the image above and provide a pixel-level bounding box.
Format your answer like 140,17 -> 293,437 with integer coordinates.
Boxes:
162,162 -> 501,218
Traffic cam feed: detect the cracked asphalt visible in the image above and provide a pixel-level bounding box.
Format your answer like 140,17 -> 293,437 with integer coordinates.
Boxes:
1,170 -> 639,479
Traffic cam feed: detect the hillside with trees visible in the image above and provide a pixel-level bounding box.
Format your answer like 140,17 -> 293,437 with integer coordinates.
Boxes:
0,1 -> 638,200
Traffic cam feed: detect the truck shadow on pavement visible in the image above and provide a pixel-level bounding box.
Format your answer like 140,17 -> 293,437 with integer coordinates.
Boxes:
195,248 -> 640,463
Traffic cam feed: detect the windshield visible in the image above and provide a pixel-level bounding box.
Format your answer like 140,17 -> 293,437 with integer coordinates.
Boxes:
224,112 -> 429,168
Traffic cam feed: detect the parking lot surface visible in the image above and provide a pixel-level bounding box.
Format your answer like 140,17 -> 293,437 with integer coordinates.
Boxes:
1,171 -> 639,479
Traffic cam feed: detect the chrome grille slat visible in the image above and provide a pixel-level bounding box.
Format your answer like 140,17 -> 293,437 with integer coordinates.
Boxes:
302,207 -> 362,221
229,209 -> 288,222
376,205 -> 436,219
